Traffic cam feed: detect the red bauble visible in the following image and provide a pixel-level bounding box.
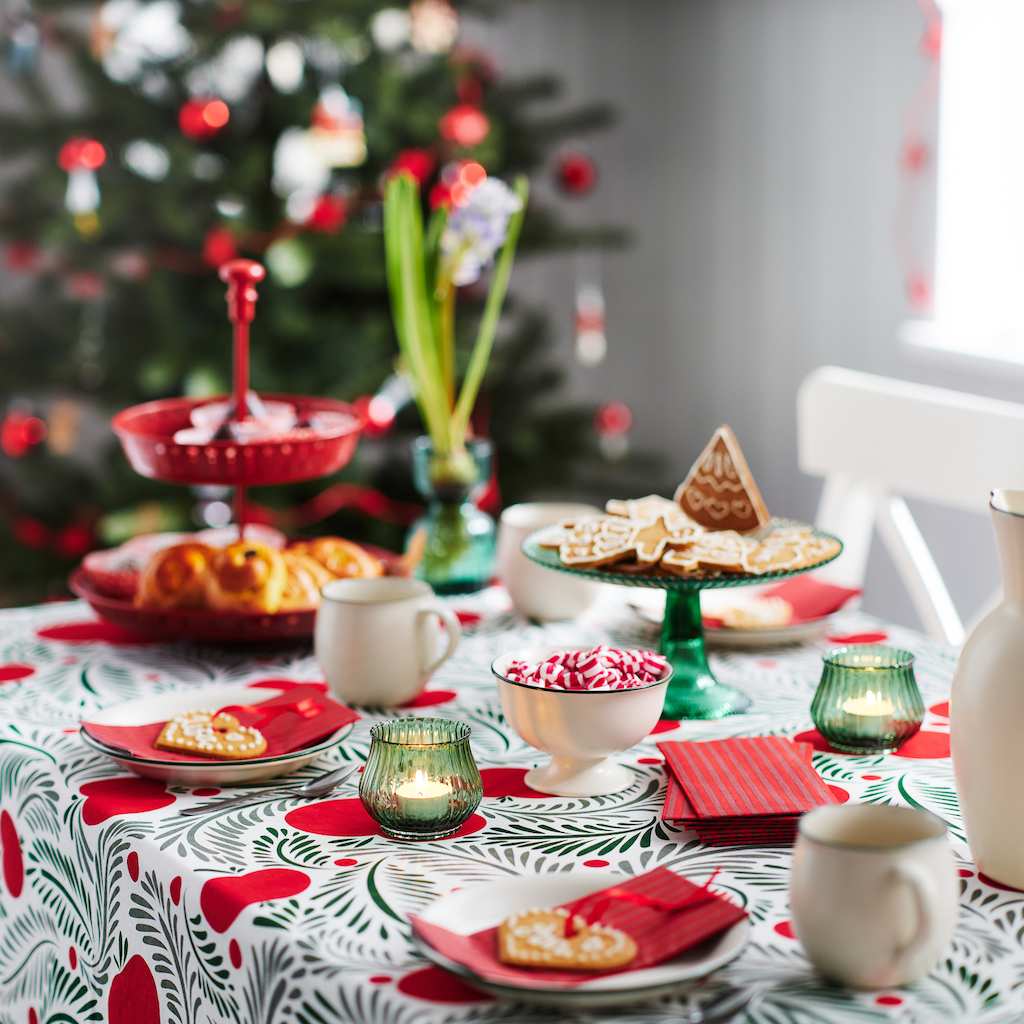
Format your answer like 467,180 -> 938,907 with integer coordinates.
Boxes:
10,515 -> 50,549
54,523 -> 94,559
390,148 -> 436,184
58,137 -> 105,172
179,99 -> 230,140
594,401 -> 632,437
4,240 -> 40,272
556,151 -> 596,196
1,414 -> 46,458
306,195 -> 348,234
202,226 -> 238,268
438,104 -> 490,148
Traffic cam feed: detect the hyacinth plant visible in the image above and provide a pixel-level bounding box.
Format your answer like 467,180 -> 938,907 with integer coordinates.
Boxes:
384,170 -> 529,493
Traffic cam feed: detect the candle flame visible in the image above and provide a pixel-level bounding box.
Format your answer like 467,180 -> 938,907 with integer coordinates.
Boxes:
413,769 -> 428,796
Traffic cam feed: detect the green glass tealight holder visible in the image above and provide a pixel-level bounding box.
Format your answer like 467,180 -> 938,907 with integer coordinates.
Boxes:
811,646 -> 925,754
359,718 -> 483,841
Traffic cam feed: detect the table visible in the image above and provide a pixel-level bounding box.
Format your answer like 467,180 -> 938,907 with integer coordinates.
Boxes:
0,589 -> 1019,1024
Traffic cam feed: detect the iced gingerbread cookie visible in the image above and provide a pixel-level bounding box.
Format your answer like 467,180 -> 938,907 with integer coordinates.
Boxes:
674,425 -> 770,534
557,516 -> 639,568
498,907 -> 637,971
606,494 -> 695,528
155,710 -> 268,760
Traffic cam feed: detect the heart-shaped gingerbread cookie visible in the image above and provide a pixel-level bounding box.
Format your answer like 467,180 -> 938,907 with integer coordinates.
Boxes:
498,907 -> 637,970
155,710 -> 268,761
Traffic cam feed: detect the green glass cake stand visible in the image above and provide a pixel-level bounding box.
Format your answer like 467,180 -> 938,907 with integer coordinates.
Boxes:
522,522 -> 842,720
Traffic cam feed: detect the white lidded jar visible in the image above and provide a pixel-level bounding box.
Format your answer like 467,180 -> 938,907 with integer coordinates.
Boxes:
951,489 -> 1024,888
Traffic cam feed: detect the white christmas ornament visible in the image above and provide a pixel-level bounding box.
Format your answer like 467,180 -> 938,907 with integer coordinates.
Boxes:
409,0 -> 459,55
122,139 -> 170,181
370,8 -> 410,51
265,38 -> 304,93
574,282 -> 607,366
272,128 -> 331,197
98,0 -> 191,83
187,35 -> 264,103
65,169 -> 100,215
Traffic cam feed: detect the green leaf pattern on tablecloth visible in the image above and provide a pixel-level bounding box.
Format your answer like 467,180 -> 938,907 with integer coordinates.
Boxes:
0,592 -> 1018,1023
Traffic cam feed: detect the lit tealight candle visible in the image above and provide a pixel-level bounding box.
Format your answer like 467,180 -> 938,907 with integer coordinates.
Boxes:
841,690 -> 896,718
393,769 -> 453,822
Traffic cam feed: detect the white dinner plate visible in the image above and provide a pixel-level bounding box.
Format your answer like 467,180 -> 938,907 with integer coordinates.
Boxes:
627,589 -> 837,648
412,871 -> 749,1008
79,685 -> 355,786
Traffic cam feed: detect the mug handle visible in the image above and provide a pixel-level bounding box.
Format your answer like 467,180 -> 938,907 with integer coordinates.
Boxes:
887,861 -> 935,977
416,605 -> 462,684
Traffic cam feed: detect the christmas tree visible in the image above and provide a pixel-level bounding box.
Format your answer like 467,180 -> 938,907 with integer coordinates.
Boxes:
0,0 -> 639,605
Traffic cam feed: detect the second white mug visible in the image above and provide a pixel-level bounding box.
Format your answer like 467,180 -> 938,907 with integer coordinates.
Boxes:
790,803 -> 958,989
497,502 -> 601,621
314,577 -> 461,708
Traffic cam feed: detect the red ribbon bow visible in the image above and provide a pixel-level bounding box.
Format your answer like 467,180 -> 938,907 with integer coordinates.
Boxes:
214,697 -> 322,731
563,868 -> 722,937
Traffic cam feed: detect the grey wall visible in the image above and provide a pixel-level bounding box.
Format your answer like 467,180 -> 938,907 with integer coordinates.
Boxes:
466,0 -> 1017,633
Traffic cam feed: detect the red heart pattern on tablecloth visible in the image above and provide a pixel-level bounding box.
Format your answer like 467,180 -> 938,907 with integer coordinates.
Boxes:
38,621 -> 159,645
200,868 -> 311,932
1,811 -> 23,898
793,728 -> 949,759
285,798 -> 485,840
108,955 -> 160,1024
0,664 -> 34,683
79,779 -> 176,825
480,768 -> 548,799
397,966 -> 493,1003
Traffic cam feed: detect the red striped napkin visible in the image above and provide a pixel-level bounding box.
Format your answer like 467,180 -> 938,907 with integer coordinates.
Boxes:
659,737 -> 834,845
81,685 -> 359,762
410,867 -> 747,990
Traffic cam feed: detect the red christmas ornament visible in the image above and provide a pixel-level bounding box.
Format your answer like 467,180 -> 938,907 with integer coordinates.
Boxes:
67,271 -> 105,301
4,241 -> 40,273
556,151 -> 596,196
594,401 -> 632,437
390,148 -> 436,184
179,99 -> 230,140
202,226 -> 238,268
438,104 -> 490,148
54,522 -> 95,559
906,272 -> 932,311
305,195 -> 348,234
10,515 -> 50,549
58,137 -> 105,172
1,413 -> 46,457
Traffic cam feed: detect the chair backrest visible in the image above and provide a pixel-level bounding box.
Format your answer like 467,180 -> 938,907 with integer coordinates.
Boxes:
798,366 -> 1024,515
796,366 -> 1024,645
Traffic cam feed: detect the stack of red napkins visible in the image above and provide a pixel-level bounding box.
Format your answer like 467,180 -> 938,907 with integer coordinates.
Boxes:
81,685 -> 359,762
659,736 -> 837,845
410,867 -> 747,990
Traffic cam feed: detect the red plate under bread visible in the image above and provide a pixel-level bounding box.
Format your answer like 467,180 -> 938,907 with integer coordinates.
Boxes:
112,393 -> 365,486
69,545 -> 404,643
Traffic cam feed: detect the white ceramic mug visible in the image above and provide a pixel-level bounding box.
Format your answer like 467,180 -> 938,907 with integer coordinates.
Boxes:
790,804 -> 958,989
314,578 -> 461,708
497,502 -> 601,621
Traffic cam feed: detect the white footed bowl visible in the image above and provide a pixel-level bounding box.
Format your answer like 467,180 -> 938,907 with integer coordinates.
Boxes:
491,645 -> 671,797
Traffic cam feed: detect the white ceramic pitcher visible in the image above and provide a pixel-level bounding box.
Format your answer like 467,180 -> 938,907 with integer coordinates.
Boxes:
951,488 -> 1024,889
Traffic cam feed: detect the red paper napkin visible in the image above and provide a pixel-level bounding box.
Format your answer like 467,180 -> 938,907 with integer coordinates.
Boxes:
761,574 -> 860,624
659,737 -> 835,845
81,685 -> 359,762
410,867 -> 747,990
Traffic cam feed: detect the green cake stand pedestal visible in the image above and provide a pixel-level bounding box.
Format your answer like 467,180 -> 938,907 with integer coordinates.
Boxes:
522,523 -> 842,720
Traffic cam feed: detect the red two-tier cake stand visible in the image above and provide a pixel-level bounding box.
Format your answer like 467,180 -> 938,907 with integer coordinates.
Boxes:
70,259 -> 367,642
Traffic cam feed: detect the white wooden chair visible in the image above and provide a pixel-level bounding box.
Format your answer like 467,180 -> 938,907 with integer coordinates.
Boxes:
796,366 -> 1024,646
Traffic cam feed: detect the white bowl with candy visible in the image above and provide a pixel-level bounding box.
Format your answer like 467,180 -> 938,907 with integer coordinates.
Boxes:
491,645 -> 672,797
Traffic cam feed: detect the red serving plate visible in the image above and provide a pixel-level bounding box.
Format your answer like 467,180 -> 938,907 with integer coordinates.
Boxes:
69,545 -> 405,643
111,393 -> 365,486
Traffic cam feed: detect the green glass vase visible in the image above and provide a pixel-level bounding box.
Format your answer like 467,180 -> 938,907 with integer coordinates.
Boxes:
359,718 -> 483,840
410,436 -> 496,594
811,645 -> 924,754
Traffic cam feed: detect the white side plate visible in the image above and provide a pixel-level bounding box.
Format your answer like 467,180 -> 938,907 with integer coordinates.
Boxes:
412,871 -> 749,1009
80,685 -> 355,786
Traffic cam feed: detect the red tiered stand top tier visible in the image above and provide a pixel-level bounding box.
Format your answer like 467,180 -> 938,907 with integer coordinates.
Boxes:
112,259 -> 364,487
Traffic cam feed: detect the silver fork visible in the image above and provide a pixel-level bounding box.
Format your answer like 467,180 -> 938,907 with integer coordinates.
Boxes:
178,763 -> 360,817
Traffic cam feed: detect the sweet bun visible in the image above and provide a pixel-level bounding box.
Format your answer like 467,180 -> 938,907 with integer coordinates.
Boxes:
135,543 -> 218,609
290,536 -> 383,579
280,551 -> 336,611
205,541 -> 287,613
